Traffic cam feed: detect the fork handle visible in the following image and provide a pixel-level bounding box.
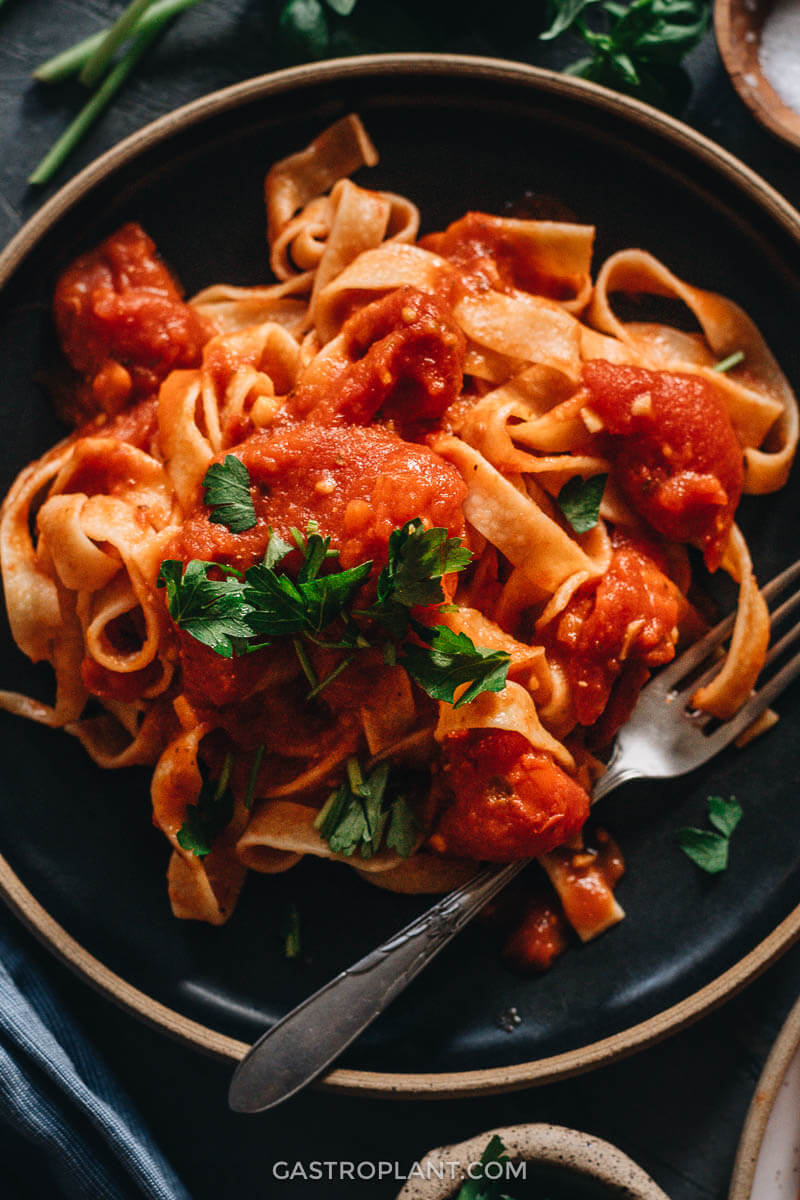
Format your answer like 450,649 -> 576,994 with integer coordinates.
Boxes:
228,858 -> 526,1112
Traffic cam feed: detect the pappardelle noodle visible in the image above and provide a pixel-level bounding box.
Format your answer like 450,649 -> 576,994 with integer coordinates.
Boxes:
1,116 -> 796,957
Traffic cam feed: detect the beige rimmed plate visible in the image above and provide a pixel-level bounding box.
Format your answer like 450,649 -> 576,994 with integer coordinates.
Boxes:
730,989 -> 800,1199
1,54 -> 800,1099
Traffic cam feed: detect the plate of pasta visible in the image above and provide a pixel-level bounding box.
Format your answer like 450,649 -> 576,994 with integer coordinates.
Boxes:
0,55 -> 799,1096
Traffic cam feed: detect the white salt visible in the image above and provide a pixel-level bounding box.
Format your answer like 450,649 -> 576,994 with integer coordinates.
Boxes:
759,0 -> 800,115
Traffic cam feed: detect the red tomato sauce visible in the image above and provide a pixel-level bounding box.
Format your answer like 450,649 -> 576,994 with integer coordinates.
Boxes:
173,423 -> 467,706
500,829 -> 624,972
175,422 -> 467,573
544,532 -> 679,737
421,211 -> 578,301
53,223 -> 209,422
291,287 -> 465,436
429,729 -> 589,861
583,360 -> 744,569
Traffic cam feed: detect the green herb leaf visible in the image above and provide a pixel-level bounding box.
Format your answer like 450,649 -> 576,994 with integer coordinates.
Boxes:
557,473 -> 607,533
676,827 -> 730,874
263,528 -> 293,570
678,794 -> 742,873
282,902 -> 302,960
402,623 -> 510,708
360,520 -> 473,636
707,794 -> 742,838
454,1134 -> 514,1200
177,753 -> 235,857
314,759 -> 415,860
244,556 -> 372,637
157,560 -> 253,658
381,520 -> 473,608
544,0 -> 709,110
541,0 -> 600,40
278,0 -> 330,59
386,795 -> 420,858
202,455 -> 257,534
325,0 -> 358,13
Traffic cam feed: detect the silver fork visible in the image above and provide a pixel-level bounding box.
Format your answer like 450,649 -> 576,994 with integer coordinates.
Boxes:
228,557 -> 800,1113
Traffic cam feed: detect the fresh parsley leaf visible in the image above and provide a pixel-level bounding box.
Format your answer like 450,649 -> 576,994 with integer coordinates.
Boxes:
282,902 -> 302,960
244,557 -> 372,637
263,528 -> 293,570
157,559 -> 254,658
707,794 -> 742,838
557,473 -> 607,533
678,795 -> 742,874
177,753 -> 235,857
360,520 -> 472,636
676,827 -> 729,874
202,455 -> 257,534
401,623 -> 511,708
454,1134 -> 515,1200
382,520 -> 473,608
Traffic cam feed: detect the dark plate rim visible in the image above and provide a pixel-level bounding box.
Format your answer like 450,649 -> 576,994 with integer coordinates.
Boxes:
2,52 -> 800,1098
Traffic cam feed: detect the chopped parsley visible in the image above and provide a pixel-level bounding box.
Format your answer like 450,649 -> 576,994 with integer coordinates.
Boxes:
159,484 -> 511,711
313,758 -> 420,860
677,795 -> 742,874
557,473 -> 607,533
202,455 -> 257,533
712,350 -> 745,374
282,902 -> 302,960
177,752 -> 235,857
244,528 -> 372,638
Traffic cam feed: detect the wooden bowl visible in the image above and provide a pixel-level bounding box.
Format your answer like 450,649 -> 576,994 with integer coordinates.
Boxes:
715,0 -> 800,151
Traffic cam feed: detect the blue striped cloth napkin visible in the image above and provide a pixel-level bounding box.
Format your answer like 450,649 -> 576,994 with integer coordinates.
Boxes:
0,908 -> 189,1200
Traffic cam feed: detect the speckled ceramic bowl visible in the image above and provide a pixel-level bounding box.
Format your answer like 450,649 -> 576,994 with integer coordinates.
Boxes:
395,1123 -> 670,1199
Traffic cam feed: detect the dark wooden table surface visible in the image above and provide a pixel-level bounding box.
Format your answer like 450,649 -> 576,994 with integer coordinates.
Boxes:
1,3 -> 800,1198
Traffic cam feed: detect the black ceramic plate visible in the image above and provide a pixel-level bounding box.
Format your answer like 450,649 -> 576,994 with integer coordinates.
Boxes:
1,56 -> 799,1096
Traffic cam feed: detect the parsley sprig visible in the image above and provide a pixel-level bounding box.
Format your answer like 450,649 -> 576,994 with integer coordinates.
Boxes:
677,795 -> 742,874
313,757 -> 420,859
158,481 -> 511,710
402,622 -> 512,709
358,520 -> 472,639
